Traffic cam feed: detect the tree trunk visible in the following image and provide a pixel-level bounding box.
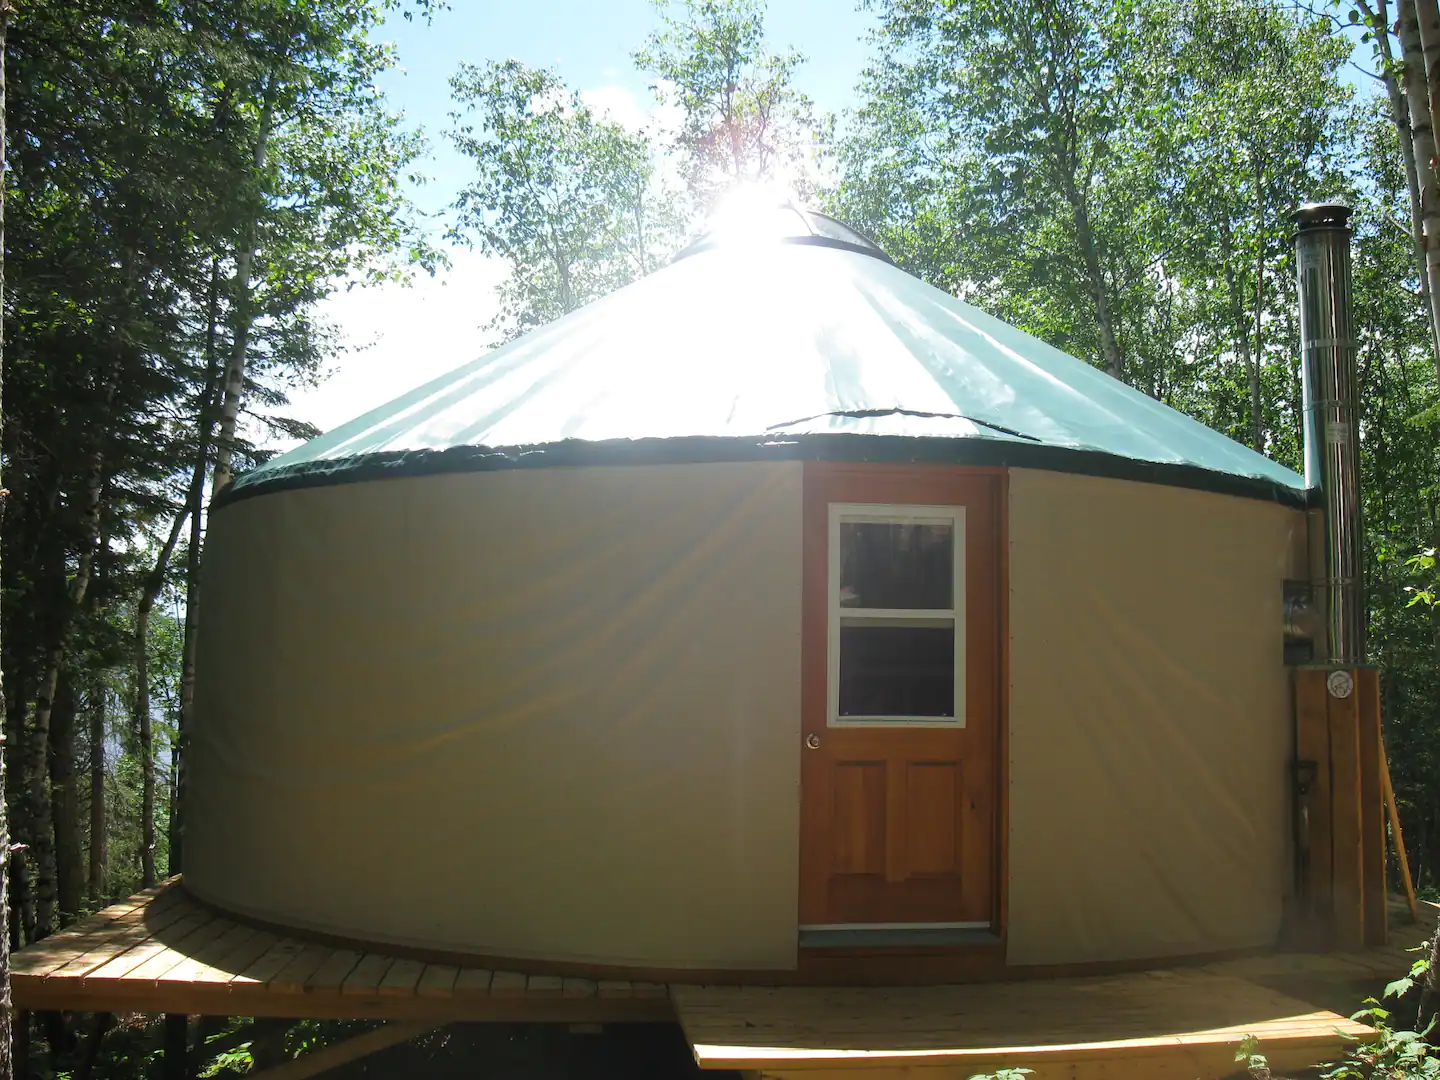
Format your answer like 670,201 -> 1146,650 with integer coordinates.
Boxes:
1070,195 -> 1124,381
48,671 -> 81,927
86,675 -> 105,905
210,94 -> 275,498
1,0 -> 18,1067
28,415 -> 111,940
1400,0 -> 1440,382
172,258 -> 225,877
1218,218 -> 1261,452
6,684 -> 30,947
133,510 -> 189,887
1251,155 -> 1266,455
1416,0 -> 1440,170
1376,0 -> 1440,366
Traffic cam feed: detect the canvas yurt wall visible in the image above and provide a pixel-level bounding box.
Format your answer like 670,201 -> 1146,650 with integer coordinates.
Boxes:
183,460 -> 1306,973
1005,469 -> 1306,966
184,201 -> 1314,979
186,462 -> 806,971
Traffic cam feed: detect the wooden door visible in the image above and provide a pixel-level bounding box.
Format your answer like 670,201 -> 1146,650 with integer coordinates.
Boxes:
798,463 -> 1002,930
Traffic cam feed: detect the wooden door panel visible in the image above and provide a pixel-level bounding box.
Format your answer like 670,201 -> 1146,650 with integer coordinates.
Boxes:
799,463 -> 1002,931
831,762 -> 886,875
906,762 -> 959,875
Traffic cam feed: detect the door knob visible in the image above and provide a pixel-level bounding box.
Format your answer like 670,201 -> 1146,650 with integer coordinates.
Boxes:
805,733 -> 821,749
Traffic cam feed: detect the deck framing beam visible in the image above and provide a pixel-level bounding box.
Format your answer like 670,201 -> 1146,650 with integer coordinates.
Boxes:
246,1022 -> 440,1080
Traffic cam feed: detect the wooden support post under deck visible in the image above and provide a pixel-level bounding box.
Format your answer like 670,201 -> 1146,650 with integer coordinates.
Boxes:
163,1014 -> 190,1080
246,1022 -> 439,1080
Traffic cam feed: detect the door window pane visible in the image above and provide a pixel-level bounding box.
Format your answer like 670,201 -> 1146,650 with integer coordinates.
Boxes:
838,522 -> 953,609
838,625 -> 956,718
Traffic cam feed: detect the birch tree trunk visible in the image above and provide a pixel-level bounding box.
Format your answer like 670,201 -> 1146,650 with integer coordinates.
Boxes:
86,677 -> 105,905
132,510 -> 188,887
1373,0 -> 1440,365
1251,155 -> 1266,455
1400,0 -> 1440,381
210,95 -> 275,499
1074,201 -> 1124,381
28,406 -> 112,939
1416,0 -> 1440,165
1057,155 -> 1124,381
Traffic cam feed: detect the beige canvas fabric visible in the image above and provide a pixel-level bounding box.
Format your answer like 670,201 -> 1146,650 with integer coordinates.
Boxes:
185,461 -> 804,970
188,458 -> 1304,973
1006,469 -> 1305,966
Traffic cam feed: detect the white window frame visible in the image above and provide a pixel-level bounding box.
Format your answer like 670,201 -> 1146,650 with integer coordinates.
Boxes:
827,502 -> 966,728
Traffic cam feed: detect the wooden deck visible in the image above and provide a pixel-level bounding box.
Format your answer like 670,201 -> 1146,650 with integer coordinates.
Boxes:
673,902 -> 1436,1079
11,880 -> 1434,1080
10,880 -> 669,1023
677,974 -> 1371,1079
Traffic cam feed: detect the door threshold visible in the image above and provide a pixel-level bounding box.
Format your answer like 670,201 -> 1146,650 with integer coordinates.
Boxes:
799,924 -> 1000,949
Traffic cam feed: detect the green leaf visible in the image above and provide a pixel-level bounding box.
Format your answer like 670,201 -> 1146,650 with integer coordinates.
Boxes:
1384,975 -> 1415,999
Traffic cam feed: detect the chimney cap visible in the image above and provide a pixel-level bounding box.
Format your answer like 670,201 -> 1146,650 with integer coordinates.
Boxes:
1293,201 -> 1353,230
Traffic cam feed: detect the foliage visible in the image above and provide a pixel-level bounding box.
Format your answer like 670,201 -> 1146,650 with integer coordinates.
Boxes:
1237,1034 -> 1275,1079
1322,1003 -> 1437,1078
634,0 -> 828,208
447,59 -> 680,340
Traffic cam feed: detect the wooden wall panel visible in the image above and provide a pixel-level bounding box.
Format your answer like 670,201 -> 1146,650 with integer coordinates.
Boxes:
1293,669 -> 1332,946
1329,682 -> 1365,952
1357,669 -> 1387,947
1290,666 -> 1386,953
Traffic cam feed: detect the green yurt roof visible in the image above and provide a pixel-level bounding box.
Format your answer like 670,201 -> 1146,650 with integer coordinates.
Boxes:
225,202 -> 1307,508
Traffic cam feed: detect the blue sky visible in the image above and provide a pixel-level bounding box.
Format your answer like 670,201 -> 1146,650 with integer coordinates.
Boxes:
379,0 -> 882,218
284,0 -> 885,439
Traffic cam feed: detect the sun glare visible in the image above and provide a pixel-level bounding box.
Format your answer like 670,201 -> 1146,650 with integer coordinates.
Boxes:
705,180 -> 803,247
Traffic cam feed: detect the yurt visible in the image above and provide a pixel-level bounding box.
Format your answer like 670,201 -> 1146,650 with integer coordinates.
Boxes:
183,196 -> 1330,984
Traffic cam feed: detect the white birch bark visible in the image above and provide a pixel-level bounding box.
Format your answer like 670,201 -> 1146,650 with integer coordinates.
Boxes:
210,94 -> 275,498
1401,0 -> 1440,380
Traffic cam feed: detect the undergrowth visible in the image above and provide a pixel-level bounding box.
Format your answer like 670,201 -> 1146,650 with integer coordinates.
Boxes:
1236,930 -> 1438,1080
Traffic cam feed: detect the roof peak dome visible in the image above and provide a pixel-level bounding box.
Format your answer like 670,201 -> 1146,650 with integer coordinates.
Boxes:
673,183 -> 894,265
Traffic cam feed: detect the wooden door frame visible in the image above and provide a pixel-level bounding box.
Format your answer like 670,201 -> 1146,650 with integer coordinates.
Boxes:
797,461 -> 1009,952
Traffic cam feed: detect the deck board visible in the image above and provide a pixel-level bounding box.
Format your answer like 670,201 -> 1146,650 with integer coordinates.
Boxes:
211,931 -> 279,985
673,976 -> 1373,1078
156,923 -> 259,987
267,945 -> 337,994
416,964 -> 459,998
340,953 -> 394,995
453,968 -> 493,996
378,958 -> 427,996
9,879 -> 1429,1047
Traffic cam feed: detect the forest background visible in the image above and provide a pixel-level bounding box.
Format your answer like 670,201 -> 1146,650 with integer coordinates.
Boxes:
4,0 -> 1440,1071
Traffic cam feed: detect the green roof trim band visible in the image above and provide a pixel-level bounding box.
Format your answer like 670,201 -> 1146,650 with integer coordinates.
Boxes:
215,432 -> 1310,511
